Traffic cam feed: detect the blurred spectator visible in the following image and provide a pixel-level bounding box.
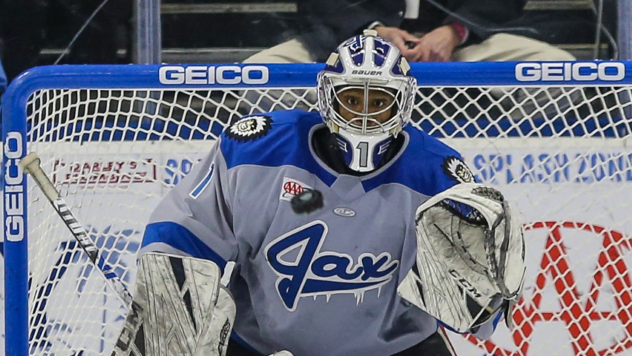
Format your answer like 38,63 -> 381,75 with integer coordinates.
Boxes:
1,58 -> 5,131
244,0 -> 576,64
0,0 -> 48,82
0,59 -> 6,97
243,0 -> 585,119
0,0 -> 131,82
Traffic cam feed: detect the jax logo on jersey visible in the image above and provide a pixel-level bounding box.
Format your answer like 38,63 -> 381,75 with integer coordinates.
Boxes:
265,221 -> 399,311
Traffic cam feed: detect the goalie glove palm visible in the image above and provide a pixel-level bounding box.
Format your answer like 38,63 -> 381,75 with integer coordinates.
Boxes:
398,183 -> 525,333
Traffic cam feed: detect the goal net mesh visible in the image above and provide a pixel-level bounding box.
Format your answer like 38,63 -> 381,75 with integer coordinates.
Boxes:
5,64 -> 632,356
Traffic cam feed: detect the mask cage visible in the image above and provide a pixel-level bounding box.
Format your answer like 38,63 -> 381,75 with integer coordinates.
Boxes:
317,73 -> 416,136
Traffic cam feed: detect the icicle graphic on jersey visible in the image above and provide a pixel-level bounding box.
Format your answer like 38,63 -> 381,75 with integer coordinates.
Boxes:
264,220 -> 399,311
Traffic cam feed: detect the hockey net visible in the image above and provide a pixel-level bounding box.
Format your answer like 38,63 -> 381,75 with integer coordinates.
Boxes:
3,63 -> 632,356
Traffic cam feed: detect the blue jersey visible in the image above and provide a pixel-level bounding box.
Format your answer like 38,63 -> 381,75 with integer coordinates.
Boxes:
141,109 -> 478,355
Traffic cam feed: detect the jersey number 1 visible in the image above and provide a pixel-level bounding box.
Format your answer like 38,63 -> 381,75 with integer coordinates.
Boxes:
356,142 -> 369,168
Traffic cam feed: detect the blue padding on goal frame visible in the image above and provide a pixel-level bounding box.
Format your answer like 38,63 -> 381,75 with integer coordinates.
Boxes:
3,61 -> 632,356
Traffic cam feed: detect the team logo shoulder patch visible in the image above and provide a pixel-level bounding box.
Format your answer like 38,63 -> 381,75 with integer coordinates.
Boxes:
226,115 -> 272,142
442,156 -> 474,183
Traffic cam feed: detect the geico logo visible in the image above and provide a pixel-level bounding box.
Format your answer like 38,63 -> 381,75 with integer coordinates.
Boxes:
4,131 -> 25,242
159,65 -> 269,85
515,62 -> 626,82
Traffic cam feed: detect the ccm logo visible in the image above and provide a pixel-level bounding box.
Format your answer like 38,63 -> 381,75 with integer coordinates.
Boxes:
515,62 -> 625,82
448,269 -> 482,298
159,65 -> 269,85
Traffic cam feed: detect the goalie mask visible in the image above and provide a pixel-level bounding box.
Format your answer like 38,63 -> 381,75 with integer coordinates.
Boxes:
317,30 -> 417,172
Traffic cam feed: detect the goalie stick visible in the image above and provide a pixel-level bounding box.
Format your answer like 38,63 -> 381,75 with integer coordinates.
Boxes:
19,152 -> 134,309
21,153 -> 241,356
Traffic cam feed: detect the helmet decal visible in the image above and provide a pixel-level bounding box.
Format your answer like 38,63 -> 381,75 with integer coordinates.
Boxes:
372,37 -> 391,67
347,36 -> 365,66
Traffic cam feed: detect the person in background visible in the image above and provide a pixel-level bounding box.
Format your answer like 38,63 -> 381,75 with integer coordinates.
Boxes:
0,58 -> 6,135
0,58 -> 6,97
244,0 -> 580,119
244,0 -> 575,64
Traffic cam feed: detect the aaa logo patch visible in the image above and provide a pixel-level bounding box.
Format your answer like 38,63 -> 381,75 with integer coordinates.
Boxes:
226,115 -> 272,141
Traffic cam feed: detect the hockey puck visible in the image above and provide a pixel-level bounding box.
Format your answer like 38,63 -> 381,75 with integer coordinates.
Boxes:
291,189 -> 324,215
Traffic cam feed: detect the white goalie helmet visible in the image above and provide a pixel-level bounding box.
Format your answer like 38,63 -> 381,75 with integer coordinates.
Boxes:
317,29 -> 417,172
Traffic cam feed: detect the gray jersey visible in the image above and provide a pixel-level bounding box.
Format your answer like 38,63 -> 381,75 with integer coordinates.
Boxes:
141,110 -> 476,355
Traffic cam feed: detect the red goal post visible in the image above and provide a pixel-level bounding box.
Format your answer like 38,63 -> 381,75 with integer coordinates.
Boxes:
3,62 -> 632,355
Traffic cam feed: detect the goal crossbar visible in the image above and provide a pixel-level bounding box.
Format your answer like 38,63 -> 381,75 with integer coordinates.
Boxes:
4,61 -> 632,356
